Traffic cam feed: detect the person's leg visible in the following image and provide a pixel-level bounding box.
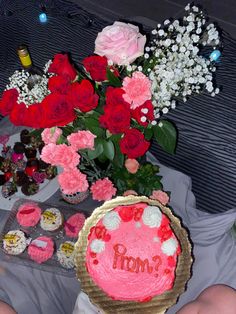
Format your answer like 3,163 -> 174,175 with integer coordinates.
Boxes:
177,284 -> 236,314
0,300 -> 17,314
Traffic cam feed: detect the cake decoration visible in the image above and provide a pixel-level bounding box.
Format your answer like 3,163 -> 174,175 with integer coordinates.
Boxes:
64,212 -> 85,238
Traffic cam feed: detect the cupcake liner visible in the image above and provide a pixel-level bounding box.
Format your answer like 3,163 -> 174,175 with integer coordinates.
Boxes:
61,190 -> 89,204
74,196 -> 193,314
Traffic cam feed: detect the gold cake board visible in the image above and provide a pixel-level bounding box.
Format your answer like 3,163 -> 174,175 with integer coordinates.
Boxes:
75,196 -> 193,314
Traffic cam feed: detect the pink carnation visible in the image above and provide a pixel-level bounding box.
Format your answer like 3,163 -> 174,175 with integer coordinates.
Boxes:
122,72 -> 151,109
40,143 -> 59,165
91,177 -> 117,201
58,168 -> 89,194
67,131 -> 96,151
150,190 -> 170,206
41,127 -> 62,145
125,158 -> 139,174
53,144 -> 80,169
40,144 -> 80,169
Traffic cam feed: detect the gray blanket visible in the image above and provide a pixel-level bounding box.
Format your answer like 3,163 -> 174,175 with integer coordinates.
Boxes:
0,151 -> 235,314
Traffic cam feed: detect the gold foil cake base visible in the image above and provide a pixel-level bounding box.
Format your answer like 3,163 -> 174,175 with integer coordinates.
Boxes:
74,196 -> 193,314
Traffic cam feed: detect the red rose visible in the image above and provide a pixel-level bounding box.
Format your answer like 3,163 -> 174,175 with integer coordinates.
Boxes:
23,103 -> 44,128
0,89 -> 18,116
119,128 -> 150,158
40,93 -> 76,127
105,87 -> 128,107
83,55 -> 107,81
67,80 -> 99,113
9,102 -> 28,126
48,75 -> 71,94
48,54 -> 77,81
131,100 -> 154,126
99,103 -> 130,134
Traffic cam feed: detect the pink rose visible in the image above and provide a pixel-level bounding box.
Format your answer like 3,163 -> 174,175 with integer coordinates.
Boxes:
90,177 -> 117,201
94,21 -> 146,66
67,131 -> 96,151
41,127 -> 62,145
58,168 -> 89,194
122,72 -> 152,109
150,190 -> 170,206
125,158 -> 140,174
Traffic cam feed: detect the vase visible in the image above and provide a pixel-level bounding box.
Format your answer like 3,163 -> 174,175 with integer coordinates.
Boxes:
61,189 -> 89,205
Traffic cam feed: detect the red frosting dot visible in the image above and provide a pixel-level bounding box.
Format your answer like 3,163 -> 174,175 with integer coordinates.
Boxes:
164,268 -> 171,274
103,233 -> 111,242
90,252 -> 97,258
93,259 -> 99,265
134,207 -> 144,221
167,256 -> 175,267
157,225 -> 173,242
118,206 -> 134,222
140,296 -> 152,303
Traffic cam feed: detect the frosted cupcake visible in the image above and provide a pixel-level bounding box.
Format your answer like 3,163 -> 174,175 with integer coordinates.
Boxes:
57,241 -> 76,269
64,213 -> 85,238
16,202 -> 41,227
28,236 -> 54,264
40,208 -> 63,232
3,230 -> 27,255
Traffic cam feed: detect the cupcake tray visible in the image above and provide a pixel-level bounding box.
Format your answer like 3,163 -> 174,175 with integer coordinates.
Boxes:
0,198 -> 87,277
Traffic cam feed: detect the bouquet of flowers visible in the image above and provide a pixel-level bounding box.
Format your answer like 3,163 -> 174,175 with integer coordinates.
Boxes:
0,4 -> 221,203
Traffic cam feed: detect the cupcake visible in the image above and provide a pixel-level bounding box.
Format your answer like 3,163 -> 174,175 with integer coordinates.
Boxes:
56,241 -> 75,269
28,236 -> 54,264
3,230 -> 27,255
40,208 -> 63,232
64,213 -> 85,238
16,202 -> 41,227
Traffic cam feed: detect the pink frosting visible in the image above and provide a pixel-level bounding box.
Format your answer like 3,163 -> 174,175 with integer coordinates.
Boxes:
64,213 -> 86,238
16,202 -> 42,227
28,236 -> 54,264
86,203 -> 180,302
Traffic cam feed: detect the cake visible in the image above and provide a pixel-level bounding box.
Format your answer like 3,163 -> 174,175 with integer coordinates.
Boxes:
40,208 -> 63,231
16,202 -> 41,227
64,213 -> 85,238
28,236 -> 54,264
57,241 -> 76,269
86,202 -> 181,302
3,230 -> 27,255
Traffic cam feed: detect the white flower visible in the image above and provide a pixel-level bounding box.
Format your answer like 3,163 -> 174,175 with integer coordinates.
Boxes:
161,238 -> 178,256
152,29 -> 158,35
90,239 -> 105,253
103,211 -> 121,230
158,29 -> 164,36
142,206 -> 162,228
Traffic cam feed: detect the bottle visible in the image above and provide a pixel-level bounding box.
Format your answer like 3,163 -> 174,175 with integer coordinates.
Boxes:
17,45 -> 44,89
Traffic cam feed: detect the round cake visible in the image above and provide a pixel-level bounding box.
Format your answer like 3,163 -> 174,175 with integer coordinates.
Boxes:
16,202 -> 41,227
3,230 -> 27,255
28,236 -> 54,264
57,241 -> 76,269
86,202 -> 181,302
64,213 -> 85,238
40,208 -> 63,231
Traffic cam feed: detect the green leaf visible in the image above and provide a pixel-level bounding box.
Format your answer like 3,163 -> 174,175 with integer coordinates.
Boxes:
83,117 -> 105,137
110,134 -> 124,168
153,120 -> 177,154
144,127 -> 153,141
106,68 -> 122,87
103,140 -> 115,161
87,138 -> 104,159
